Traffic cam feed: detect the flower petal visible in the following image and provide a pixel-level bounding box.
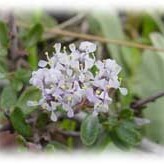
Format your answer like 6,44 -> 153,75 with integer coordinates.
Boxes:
38,60 -> 47,67
86,88 -> 99,103
119,87 -> 128,95
50,111 -> 57,122
92,110 -> 98,116
54,43 -> 61,53
69,43 -> 76,52
67,109 -> 74,118
79,41 -> 96,53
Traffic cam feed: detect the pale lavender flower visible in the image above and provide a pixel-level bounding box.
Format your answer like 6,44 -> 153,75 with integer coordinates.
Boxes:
38,60 -> 48,68
79,41 -> 97,53
28,41 -> 127,121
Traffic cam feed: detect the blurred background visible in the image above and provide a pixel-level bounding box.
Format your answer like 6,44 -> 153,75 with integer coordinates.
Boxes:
0,9 -> 164,153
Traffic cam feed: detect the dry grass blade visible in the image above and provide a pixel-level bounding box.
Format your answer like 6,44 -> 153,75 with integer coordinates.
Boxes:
46,28 -> 164,52
16,20 -> 164,52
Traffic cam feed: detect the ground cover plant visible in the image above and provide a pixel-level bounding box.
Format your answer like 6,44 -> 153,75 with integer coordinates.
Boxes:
0,10 -> 164,153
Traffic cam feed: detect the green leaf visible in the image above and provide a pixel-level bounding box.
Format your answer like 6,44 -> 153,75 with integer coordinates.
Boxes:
14,69 -> 31,83
92,127 -> 111,150
46,141 -> 68,150
80,114 -> 99,146
16,135 -> 27,146
10,107 -> 32,137
0,21 -> 9,47
88,15 -> 102,34
119,109 -> 134,119
60,119 -> 76,131
0,72 -> 5,79
134,50 -> 164,97
10,69 -> 31,92
27,46 -> 38,69
0,111 -> 6,122
0,86 -> 17,110
114,120 -> 141,147
106,117 -> 118,130
148,11 -> 164,35
11,78 -> 23,92
90,65 -> 99,77
24,23 -> 43,48
0,45 -> 8,73
33,10 -> 57,28
17,87 -> 41,115
89,12 -> 124,64
150,32 -> 164,57
44,144 -> 56,152
109,129 -> 130,150
88,12 -> 141,76
0,43 -> 8,57
133,42 -> 164,144
120,90 -> 134,107
36,112 -> 49,129
121,47 -> 141,75
15,10 -> 57,29
141,13 -> 157,38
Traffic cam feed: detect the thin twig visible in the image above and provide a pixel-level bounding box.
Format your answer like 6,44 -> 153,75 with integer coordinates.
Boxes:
8,13 -> 18,61
15,20 -> 164,52
131,91 -> 164,109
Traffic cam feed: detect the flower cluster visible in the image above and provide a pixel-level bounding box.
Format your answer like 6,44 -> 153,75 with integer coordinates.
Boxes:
27,41 -> 127,121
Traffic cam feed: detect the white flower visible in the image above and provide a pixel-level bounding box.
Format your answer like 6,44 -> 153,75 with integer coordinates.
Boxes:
92,79 -> 107,90
28,42 -> 127,121
54,43 -> 61,53
105,59 -> 122,76
93,102 -> 109,116
79,41 -> 97,53
38,60 -> 48,68
69,43 -> 76,52
50,111 -> 58,122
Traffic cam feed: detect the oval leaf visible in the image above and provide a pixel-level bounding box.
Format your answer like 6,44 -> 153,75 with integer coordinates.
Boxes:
0,86 -> 17,110
115,121 -> 141,147
24,23 -> 43,48
17,87 -> 41,115
10,107 -> 32,137
80,114 -> 99,146
133,41 -> 164,144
